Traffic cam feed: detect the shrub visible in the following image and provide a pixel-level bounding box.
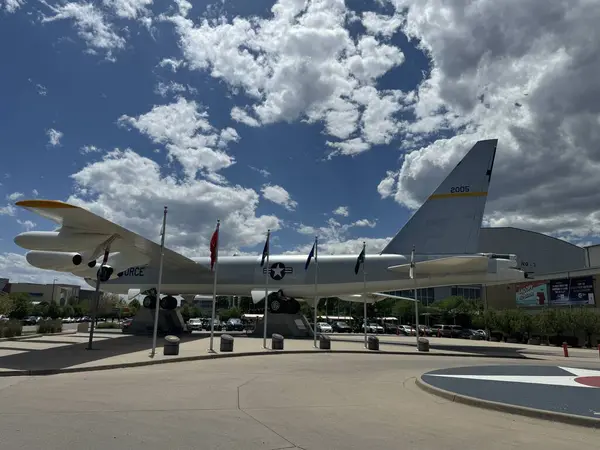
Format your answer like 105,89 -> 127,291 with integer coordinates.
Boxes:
37,319 -> 63,334
0,319 -> 23,338
97,322 -> 121,329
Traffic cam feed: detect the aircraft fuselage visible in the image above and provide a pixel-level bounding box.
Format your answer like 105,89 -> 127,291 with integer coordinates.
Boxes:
96,253 -> 514,299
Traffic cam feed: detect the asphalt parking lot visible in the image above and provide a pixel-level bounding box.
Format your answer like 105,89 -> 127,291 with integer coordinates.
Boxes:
0,353 -> 597,450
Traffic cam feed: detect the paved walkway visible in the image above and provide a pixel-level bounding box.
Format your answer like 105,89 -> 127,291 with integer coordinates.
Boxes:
0,353 -> 597,450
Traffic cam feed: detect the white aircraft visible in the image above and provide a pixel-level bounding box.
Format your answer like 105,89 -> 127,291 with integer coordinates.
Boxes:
14,139 -> 525,314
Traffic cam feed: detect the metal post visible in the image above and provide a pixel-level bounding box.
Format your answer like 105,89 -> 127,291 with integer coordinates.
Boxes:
150,206 -> 168,358
414,277 -> 420,343
209,220 -> 220,353
86,276 -> 101,350
313,237 -> 319,348
363,243 -> 367,348
263,230 -> 270,349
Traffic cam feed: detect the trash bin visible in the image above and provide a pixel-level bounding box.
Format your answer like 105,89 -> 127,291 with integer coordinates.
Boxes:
417,337 -> 430,352
367,335 -> 379,351
163,335 -> 180,356
220,334 -> 234,352
272,333 -> 284,350
319,334 -> 331,350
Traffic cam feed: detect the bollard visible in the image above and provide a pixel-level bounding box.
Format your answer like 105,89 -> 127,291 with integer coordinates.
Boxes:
367,335 -> 379,351
562,342 -> 569,358
417,337 -> 430,352
271,333 -> 284,350
220,334 -> 234,352
319,334 -> 331,350
163,335 -> 180,356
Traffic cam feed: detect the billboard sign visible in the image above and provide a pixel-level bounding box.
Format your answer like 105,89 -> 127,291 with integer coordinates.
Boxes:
515,281 -> 548,307
549,276 -> 595,306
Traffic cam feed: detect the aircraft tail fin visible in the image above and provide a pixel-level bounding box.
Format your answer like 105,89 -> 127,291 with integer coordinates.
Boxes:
381,139 -> 498,255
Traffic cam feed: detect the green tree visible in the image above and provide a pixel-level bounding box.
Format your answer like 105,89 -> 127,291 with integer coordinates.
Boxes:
0,295 -> 13,316
47,301 -> 61,319
220,307 -> 241,321
62,305 -> 75,318
572,307 -> 600,348
129,299 -> 141,311
534,309 -> 554,344
8,293 -> 32,320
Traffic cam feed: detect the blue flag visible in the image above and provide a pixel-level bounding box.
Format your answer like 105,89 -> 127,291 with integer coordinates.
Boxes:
305,241 -> 316,270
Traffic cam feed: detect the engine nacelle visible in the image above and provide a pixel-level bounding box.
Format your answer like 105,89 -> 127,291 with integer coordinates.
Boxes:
26,250 -> 84,271
83,251 -> 150,273
15,231 -> 113,252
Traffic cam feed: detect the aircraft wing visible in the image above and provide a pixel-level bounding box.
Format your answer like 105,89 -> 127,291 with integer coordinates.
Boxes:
387,255 -> 489,276
15,200 -> 205,271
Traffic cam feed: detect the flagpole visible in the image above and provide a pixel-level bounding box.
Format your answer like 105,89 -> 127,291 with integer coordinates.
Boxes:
263,229 -> 270,349
413,245 -> 420,344
209,220 -> 220,353
313,236 -> 319,348
362,242 -> 367,348
150,206 -> 168,358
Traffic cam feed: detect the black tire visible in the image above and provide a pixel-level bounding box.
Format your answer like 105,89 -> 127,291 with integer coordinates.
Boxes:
142,295 -> 157,309
160,295 -> 178,310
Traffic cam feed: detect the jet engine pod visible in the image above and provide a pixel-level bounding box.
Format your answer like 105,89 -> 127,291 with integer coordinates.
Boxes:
160,295 -> 178,310
26,250 -> 84,271
97,266 -> 114,282
143,295 -> 157,309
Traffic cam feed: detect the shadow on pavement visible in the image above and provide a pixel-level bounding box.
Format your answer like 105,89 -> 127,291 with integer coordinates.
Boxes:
330,336 -> 529,358
0,333 -> 209,371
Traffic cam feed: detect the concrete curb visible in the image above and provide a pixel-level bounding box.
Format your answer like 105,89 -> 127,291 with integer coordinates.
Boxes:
0,347 -> 531,377
0,330 -> 77,342
415,374 -> 600,429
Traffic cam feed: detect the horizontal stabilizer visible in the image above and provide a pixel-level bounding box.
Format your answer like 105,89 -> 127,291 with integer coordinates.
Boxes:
388,255 -> 489,276
251,289 -> 277,304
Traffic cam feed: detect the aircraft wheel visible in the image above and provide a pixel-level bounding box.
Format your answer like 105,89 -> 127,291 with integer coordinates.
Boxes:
288,299 -> 300,314
142,295 -> 157,309
160,295 -> 178,310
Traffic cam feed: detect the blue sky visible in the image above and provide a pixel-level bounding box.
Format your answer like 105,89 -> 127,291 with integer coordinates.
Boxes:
1,0 -> 598,284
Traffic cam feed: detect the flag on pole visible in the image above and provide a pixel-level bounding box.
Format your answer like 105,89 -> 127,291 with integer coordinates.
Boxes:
305,239 -> 317,270
409,245 -> 415,280
210,221 -> 220,271
354,242 -> 366,275
260,231 -> 270,267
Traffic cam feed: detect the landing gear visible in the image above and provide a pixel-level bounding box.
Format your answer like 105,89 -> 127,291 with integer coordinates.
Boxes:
267,291 -> 300,314
142,295 -> 178,310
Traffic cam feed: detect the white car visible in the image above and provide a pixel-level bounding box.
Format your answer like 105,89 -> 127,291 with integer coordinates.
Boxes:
362,323 -> 384,333
187,318 -> 203,331
316,322 -> 333,333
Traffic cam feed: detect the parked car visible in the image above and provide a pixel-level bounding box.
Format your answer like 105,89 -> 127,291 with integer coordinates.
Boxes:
187,318 -> 203,331
316,322 -> 333,333
332,321 -> 352,333
398,325 -> 415,336
362,323 -> 384,333
226,318 -> 244,331
121,318 -> 133,332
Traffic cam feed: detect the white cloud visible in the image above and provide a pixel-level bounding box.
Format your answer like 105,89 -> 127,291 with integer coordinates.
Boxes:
165,0 -> 407,156
32,189 -> 39,197
158,58 -> 185,72
46,128 -> 63,147
333,206 -> 349,217
6,192 -> 24,201
249,166 -> 270,178
1,0 -> 24,13
17,219 -> 36,231
352,219 -> 377,228
0,205 -> 16,216
371,0 -> 600,241
40,1 -> 126,60
102,0 -> 152,19
261,184 -> 297,211
36,84 -> 47,96
80,145 -> 102,154
218,127 -> 240,148
68,148 -> 280,257
155,81 -> 197,98
118,97 -> 235,179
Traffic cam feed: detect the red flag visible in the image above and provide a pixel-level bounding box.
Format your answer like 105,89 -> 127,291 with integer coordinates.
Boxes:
210,222 -> 219,271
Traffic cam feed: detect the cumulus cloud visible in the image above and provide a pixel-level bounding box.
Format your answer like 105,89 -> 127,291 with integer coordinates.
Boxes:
46,128 -> 63,147
118,97 -> 236,180
374,0 -> 600,243
68,148 -> 280,256
333,206 -> 349,217
6,192 -> 24,201
164,0 -> 408,157
261,184 -> 298,211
